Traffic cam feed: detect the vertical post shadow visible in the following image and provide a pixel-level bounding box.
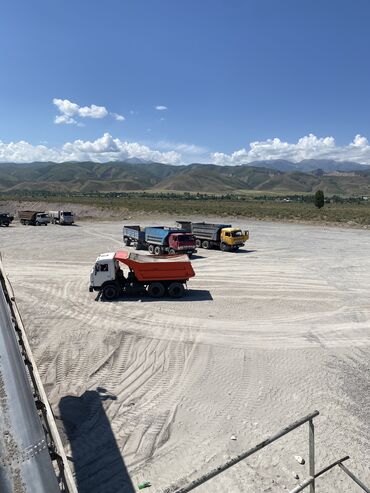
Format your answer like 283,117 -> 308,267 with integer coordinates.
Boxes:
59,387 -> 135,493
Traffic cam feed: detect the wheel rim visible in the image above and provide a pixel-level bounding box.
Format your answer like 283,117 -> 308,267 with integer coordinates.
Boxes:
148,283 -> 164,297
168,283 -> 184,298
104,286 -> 117,299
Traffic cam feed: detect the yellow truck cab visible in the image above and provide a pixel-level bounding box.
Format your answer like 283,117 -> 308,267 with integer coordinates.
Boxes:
220,227 -> 249,250
177,221 -> 249,252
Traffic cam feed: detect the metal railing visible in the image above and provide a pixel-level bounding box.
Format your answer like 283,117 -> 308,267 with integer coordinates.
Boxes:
159,410 -> 369,493
0,256 -> 77,493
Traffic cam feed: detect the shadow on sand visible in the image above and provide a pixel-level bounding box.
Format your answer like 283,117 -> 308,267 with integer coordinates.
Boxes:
96,288 -> 213,303
59,388 -> 135,493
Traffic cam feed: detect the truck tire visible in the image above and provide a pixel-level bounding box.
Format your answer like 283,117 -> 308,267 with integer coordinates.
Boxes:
123,237 -> 131,246
147,282 -> 165,298
195,239 -> 201,248
202,240 -> 210,249
220,243 -> 229,252
148,244 -> 155,254
36,221 -> 40,226
154,246 -> 162,255
168,248 -> 176,255
102,284 -> 119,300
167,282 -> 185,298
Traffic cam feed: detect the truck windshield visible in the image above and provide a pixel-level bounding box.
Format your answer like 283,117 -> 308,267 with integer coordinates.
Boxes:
231,230 -> 242,237
178,235 -> 195,242
63,212 -> 72,216
39,214 -> 48,218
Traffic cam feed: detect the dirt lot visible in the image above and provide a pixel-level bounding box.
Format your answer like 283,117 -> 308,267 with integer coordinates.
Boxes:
1,218 -> 369,492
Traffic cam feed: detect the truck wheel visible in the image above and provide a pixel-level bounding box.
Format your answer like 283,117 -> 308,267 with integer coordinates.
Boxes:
167,282 -> 185,298
147,282 -> 165,298
202,240 -> 210,249
36,221 -> 40,226
168,248 -> 176,255
123,237 -> 131,246
220,243 -> 229,251
102,284 -> 119,300
195,239 -> 201,248
154,246 -> 162,255
148,244 -> 154,254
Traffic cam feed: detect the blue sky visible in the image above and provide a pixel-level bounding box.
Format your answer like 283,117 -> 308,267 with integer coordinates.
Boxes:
2,0 -> 370,164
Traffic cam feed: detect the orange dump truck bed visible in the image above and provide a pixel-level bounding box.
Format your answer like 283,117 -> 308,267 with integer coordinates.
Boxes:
114,251 -> 195,282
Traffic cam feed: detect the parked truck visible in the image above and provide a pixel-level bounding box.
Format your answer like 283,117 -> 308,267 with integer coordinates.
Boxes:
177,221 -> 249,251
89,250 -> 195,300
0,213 -> 14,227
48,210 -> 74,225
123,225 -> 197,256
19,211 -> 50,226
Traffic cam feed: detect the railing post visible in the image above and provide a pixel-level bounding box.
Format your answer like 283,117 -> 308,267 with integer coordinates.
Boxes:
309,419 -> 315,493
339,463 -> 370,493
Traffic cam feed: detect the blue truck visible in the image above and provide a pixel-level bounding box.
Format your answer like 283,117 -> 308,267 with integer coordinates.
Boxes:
123,225 -> 197,256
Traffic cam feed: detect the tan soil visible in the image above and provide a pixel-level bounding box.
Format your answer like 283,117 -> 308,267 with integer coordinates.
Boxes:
0,217 -> 369,492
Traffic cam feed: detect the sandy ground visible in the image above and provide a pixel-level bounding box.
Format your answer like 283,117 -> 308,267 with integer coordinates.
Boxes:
0,218 -> 369,492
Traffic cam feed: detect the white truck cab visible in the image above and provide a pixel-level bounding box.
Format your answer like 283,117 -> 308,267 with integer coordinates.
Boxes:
49,210 -> 74,225
90,253 -> 120,290
35,213 -> 50,225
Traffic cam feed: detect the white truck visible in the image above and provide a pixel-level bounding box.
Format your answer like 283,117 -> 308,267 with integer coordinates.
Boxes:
48,210 -> 74,225
89,251 -> 195,300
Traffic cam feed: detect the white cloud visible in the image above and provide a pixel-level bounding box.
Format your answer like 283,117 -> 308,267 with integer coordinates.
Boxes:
0,133 -> 180,164
53,98 -> 125,125
3,133 -> 370,166
156,140 -> 208,155
78,104 -> 108,119
53,99 -> 80,117
111,113 -> 125,121
155,105 -> 168,111
212,134 -> 370,165
54,115 -> 77,125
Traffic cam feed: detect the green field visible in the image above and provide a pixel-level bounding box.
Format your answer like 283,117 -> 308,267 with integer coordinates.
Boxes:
1,191 -> 370,226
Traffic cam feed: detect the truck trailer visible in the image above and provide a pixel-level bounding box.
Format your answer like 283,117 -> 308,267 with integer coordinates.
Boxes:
177,221 -> 249,251
89,250 -> 195,300
0,213 -> 14,227
123,225 -> 197,256
48,210 -> 74,225
19,211 -> 50,226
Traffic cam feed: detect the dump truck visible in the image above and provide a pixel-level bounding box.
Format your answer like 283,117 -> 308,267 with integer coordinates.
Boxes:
89,250 -> 195,300
123,225 -> 197,256
177,221 -> 249,251
48,210 -> 74,225
0,213 -> 14,227
19,211 -> 50,226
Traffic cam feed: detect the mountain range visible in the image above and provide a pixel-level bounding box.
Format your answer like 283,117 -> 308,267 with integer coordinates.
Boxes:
1,159 -> 370,195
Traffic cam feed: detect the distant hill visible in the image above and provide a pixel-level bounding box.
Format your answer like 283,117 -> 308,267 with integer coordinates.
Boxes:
243,159 -> 368,173
1,158 -> 370,195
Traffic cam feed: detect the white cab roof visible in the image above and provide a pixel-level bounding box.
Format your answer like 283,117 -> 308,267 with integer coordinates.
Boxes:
96,252 -> 115,262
